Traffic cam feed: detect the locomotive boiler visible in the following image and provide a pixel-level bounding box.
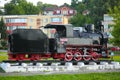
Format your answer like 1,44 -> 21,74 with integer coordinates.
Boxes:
8,24 -> 110,61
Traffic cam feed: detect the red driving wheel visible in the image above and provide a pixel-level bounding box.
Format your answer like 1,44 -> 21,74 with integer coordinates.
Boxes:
74,52 -> 82,61
65,52 -> 73,61
83,52 -> 91,61
91,52 -> 99,61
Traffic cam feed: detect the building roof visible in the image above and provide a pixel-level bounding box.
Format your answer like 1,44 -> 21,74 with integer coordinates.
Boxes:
44,5 -> 58,11
44,3 -> 75,11
59,3 -> 74,10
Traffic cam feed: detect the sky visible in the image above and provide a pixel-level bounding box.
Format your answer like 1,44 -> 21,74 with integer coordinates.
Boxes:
0,0 -> 82,7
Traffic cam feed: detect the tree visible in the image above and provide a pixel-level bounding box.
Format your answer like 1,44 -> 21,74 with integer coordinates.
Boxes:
71,0 -> 79,9
70,0 -> 120,27
20,1 -> 39,15
0,10 -> 3,15
4,0 -> 39,15
37,1 -> 43,13
69,13 -> 92,26
83,0 -> 109,25
37,1 -> 58,14
107,0 -> 120,10
70,0 -> 92,26
11,5 -> 25,15
0,17 -> 7,49
109,2 -> 120,46
0,17 -> 7,40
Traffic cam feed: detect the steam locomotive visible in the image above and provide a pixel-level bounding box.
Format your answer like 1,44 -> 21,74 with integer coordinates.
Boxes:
8,24 -> 109,61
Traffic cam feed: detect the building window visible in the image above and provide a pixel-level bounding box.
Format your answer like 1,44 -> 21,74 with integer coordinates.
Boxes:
56,10 -> 60,14
6,19 -> 10,23
7,26 -> 17,30
30,19 -> 33,22
48,11 -> 54,15
62,10 -> 68,15
43,18 -> 48,23
104,16 -> 113,21
18,26 -> 26,29
7,26 -> 26,30
51,18 -> 62,22
5,18 -> 27,23
30,26 -> 32,29
69,10 -> 73,14
7,26 -> 14,30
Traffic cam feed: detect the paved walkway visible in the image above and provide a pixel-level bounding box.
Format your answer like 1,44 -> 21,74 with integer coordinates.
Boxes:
0,50 -> 7,52
0,69 -> 120,76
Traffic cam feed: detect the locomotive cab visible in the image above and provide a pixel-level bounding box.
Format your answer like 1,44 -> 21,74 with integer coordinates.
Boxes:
44,24 -> 73,38
44,24 -> 74,53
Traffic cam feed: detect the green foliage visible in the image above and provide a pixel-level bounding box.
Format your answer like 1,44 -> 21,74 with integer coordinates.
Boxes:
12,5 -> 25,15
0,52 -> 7,54
4,0 -> 39,15
0,52 -> 7,62
0,72 -> 120,80
0,40 -> 7,49
109,2 -> 120,46
107,0 -> 120,10
37,1 -> 43,13
83,0 -> 110,25
0,54 -> 8,62
4,0 -> 57,15
71,0 -> 120,26
113,55 -> 120,62
0,10 -> 3,15
0,17 -> 7,49
69,13 -> 92,26
0,17 -> 7,39
37,2 -> 57,12
71,0 -> 79,9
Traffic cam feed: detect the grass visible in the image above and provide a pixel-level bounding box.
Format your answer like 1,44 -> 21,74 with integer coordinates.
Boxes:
0,56 -> 8,62
0,52 -> 7,54
113,56 -> 120,62
0,52 -> 8,62
0,72 -> 120,80
114,51 -> 120,54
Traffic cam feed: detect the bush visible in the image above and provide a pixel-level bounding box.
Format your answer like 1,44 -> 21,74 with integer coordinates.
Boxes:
0,39 -> 7,49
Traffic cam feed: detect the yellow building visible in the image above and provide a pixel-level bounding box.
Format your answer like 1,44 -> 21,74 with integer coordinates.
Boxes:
0,14 -> 68,33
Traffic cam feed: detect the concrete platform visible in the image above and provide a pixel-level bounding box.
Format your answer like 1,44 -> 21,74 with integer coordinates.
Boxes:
0,61 -> 120,73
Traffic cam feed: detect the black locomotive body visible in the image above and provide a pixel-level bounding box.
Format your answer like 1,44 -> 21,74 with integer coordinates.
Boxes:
8,24 -> 109,61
